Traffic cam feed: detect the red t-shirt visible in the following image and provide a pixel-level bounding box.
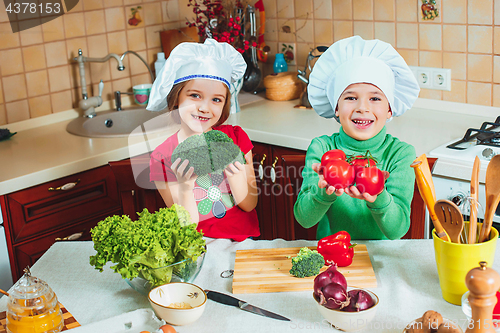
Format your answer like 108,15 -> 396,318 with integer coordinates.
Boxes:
150,125 -> 260,242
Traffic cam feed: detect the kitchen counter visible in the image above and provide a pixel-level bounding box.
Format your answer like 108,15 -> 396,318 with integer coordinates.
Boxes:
1,94 -> 499,196
0,238 -> 488,332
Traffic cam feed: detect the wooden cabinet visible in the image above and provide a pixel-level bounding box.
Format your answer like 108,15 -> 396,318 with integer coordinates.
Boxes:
0,165 -> 121,281
251,141 -> 428,241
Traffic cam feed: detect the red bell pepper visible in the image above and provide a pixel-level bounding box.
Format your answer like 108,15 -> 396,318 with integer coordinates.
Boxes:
317,231 -> 356,267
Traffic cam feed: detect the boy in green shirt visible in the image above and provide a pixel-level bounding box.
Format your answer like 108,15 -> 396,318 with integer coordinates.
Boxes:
294,36 -> 420,240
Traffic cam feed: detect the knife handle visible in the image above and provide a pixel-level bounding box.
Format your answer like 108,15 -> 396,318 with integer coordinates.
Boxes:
205,290 -> 241,307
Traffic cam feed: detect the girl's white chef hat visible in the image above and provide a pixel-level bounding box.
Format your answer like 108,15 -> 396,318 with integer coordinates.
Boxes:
308,36 -> 420,122
147,38 -> 247,111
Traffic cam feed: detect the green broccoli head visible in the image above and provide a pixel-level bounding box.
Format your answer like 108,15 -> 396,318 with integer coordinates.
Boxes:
289,247 -> 325,278
171,130 -> 246,177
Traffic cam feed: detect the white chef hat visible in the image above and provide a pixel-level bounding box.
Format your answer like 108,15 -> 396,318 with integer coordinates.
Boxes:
147,38 -> 247,111
308,36 -> 420,122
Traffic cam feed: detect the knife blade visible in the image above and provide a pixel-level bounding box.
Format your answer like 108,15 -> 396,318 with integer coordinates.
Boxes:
205,290 -> 290,321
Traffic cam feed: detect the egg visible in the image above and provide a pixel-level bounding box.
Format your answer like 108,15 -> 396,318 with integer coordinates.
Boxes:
159,324 -> 177,333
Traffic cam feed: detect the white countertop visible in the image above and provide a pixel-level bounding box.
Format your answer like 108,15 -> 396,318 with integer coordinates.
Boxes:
0,238 -> 487,332
1,94 -> 499,196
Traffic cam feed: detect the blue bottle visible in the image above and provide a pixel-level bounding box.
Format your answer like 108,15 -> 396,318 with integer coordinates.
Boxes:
273,53 -> 288,73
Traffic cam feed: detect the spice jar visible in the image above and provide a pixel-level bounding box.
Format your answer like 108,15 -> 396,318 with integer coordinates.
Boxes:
6,267 -> 64,333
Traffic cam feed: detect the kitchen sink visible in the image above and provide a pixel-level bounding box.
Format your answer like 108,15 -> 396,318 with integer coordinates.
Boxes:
66,108 -> 171,138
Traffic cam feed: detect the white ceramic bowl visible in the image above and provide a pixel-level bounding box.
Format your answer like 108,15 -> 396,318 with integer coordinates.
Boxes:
314,288 -> 379,332
148,282 -> 207,326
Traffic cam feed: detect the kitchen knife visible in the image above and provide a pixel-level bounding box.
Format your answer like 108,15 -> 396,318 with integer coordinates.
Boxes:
469,156 -> 480,244
205,290 -> 291,321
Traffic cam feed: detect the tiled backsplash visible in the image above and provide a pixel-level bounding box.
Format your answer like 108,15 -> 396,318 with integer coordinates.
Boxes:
0,0 -> 499,125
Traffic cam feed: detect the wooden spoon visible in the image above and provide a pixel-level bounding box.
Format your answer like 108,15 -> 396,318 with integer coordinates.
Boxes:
0,288 -> 9,296
478,155 -> 500,243
434,199 -> 464,244
469,156 -> 480,244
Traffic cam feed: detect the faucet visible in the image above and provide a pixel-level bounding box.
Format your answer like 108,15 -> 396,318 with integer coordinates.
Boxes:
74,49 -> 125,117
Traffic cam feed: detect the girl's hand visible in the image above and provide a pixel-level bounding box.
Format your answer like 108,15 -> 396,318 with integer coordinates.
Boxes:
224,161 -> 246,181
171,158 -> 197,189
312,162 -> 345,196
344,171 -> 390,203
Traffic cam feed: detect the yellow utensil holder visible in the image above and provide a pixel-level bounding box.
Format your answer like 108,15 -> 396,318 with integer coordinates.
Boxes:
433,222 -> 498,305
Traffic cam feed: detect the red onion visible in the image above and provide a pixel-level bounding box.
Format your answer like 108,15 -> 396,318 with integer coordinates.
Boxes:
319,283 -> 350,310
343,289 -> 375,312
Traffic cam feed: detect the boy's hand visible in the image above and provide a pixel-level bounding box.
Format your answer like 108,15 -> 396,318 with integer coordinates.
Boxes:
312,162 -> 345,196
344,171 -> 390,203
171,158 -> 197,189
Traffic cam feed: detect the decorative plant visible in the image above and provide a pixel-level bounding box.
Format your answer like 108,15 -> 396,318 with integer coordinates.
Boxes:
186,0 -> 256,53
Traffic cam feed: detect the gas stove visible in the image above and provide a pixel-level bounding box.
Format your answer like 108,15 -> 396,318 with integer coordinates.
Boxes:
426,115 -> 500,238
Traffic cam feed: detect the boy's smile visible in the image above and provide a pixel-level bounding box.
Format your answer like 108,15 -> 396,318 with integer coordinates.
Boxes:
335,83 -> 392,141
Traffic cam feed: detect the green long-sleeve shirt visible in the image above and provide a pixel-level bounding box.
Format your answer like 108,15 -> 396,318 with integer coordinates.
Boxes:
294,126 -> 416,240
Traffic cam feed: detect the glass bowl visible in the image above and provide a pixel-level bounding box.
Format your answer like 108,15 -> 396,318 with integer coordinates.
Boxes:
126,253 -> 205,295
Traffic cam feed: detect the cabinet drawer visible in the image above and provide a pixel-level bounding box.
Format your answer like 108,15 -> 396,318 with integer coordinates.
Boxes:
6,165 -> 120,243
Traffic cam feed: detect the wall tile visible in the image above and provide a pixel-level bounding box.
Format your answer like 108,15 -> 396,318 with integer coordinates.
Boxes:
108,30 -> 128,54
83,0 -> 104,11
374,22 -> 395,46
467,81 -> 491,106
0,48 -> 24,76
48,66 -> 71,92
88,34 -> 108,56
29,95 -> 52,117
493,84 -> 500,107
42,16 -> 65,42
443,80 -> 466,103
468,0 -> 492,25
0,79 -> 3,103
419,88 -> 442,100
295,19 -> 313,43
66,37 -> 88,60
265,18 -> 278,41
495,27 -> 500,55
26,70 -> 50,96
84,10 -> 106,35
105,7 -> 125,31
397,49 -> 418,66
278,19 -> 296,43
104,0 -> 123,7
0,104 -> 6,125
468,54 -> 492,82
64,13 -> 86,38
50,90 -> 73,112
45,41 -> 68,67
0,23 -> 20,49
313,0 -> 332,20
263,0 -> 277,18
68,0 -> 84,12
333,21 -> 352,42
0,1 -> 9,23
127,28 -> 147,50
468,26 -> 492,54
162,0 -> 179,22
374,0 -> 394,21
443,25 -> 466,52
396,0 -> 417,22
3,75 -> 27,102
314,19 -> 332,44
419,24 -> 442,51
19,21 -> 43,46
277,0 -> 294,18
6,100 -> 30,122
295,0 -> 313,19
494,56 -> 500,83
296,42 -> 315,67
145,24 -> 162,48
443,52 -> 466,80
419,51 -> 442,67
396,23 -> 418,49
143,3 -> 162,25
354,21 -> 374,40
496,0 -> 500,25
131,72 -> 150,86
353,0 -> 373,20
333,0 -> 352,20
111,77 -> 132,93
129,49 -> 148,74
442,0 -> 466,24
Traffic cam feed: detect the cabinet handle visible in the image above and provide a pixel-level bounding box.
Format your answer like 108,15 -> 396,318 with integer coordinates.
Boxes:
258,154 -> 267,180
271,157 -> 278,183
48,179 -> 80,191
55,231 -> 84,241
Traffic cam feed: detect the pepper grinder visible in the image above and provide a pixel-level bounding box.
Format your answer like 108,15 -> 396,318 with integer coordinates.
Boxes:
465,261 -> 500,333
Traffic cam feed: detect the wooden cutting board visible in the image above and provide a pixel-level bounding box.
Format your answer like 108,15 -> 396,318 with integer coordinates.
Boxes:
232,245 -> 377,294
160,27 -> 199,57
0,303 -> 80,332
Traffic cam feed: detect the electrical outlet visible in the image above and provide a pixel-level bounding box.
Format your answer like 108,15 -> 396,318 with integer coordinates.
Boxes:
409,66 -> 452,91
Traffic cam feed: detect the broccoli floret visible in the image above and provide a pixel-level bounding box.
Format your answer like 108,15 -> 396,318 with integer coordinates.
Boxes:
171,130 -> 245,177
289,247 -> 325,278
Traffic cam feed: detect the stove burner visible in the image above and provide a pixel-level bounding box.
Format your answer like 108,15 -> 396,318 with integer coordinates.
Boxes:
447,116 -> 500,150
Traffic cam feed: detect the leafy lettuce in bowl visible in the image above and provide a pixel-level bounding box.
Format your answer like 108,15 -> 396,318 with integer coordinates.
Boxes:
89,205 -> 206,287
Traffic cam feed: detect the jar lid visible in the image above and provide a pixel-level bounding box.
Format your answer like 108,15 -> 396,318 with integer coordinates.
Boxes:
10,267 -> 51,301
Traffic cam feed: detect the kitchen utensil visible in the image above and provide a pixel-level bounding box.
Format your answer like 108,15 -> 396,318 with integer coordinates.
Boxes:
434,199 -> 464,243
411,156 -> 450,242
159,26 -> 198,57
254,0 -> 268,62
205,290 -> 290,321
478,154 -> 500,243
469,156 -> 480,244
0,289 -> 8,296
242,6 -> 262,93
232,246 -> 376,294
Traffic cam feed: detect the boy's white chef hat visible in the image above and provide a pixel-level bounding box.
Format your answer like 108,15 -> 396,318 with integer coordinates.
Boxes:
147,38 -> 247,111
308,36 -> 420,122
